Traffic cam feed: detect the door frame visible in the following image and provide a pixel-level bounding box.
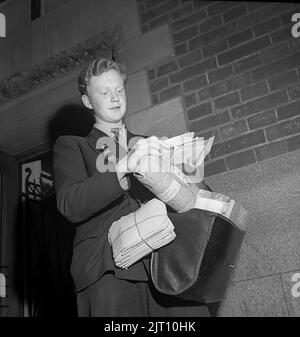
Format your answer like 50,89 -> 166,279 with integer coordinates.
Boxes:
0,151 -> 20,316
15,142 -> 53,317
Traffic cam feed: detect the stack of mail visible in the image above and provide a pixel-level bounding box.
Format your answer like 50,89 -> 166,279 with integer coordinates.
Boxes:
194,189 -> 249,231
161,133 -> 215,183
108,199 -> 176,269
130,133 -> 215,213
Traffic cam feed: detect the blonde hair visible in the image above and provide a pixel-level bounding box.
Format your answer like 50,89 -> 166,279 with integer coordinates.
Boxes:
78,57 -> 126,96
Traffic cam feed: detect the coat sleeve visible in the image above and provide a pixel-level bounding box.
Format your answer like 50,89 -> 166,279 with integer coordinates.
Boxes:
53,136 -> 126,223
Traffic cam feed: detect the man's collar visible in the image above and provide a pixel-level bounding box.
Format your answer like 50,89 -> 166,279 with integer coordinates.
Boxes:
94,121 -> 125,137
86,126 -> 137,155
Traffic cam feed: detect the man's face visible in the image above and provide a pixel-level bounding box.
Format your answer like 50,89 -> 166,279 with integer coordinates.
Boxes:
82,69 -> 126,123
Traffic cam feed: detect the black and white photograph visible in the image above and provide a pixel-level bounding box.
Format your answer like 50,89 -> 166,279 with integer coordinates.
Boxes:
0,0 -> 299,322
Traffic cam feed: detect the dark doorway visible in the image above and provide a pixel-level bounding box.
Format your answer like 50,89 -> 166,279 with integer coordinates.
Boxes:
21,151 -> 77,317
0,152 -> 20,316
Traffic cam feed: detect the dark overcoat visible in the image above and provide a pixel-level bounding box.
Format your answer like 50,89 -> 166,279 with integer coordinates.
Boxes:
53,127 -> 153,292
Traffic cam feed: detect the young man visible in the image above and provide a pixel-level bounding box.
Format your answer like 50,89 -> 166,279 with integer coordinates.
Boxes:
53,57 -> 211,317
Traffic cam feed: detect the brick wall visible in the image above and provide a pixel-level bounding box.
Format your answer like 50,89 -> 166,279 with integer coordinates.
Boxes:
137,0 -> 300,176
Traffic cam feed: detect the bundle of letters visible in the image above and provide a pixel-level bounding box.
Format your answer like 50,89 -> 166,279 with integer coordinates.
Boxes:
108,198 -> 176,269
194,189 -> 248,231
132,133 -> 215,213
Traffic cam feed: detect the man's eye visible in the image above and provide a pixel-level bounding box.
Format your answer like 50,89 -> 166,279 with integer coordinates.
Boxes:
100,92 -> 108,95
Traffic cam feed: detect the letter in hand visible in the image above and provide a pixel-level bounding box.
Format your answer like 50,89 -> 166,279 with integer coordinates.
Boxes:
127,136 -> 161,173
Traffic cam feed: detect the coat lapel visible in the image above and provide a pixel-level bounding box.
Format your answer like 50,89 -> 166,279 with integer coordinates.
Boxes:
86,127 -> 110,155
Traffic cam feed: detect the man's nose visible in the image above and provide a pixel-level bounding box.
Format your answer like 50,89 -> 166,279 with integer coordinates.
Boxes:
111,91 -> 120,102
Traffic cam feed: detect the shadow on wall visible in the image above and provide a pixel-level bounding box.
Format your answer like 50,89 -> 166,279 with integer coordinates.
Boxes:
48,103 -> 95,144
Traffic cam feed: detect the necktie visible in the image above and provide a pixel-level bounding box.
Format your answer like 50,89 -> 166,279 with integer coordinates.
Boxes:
111,127 -> 129,190
111,128 -> 121,161
111,128 -> 121,143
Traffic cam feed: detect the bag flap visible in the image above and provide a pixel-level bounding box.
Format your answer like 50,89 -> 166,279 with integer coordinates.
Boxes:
150,209 -> 215,295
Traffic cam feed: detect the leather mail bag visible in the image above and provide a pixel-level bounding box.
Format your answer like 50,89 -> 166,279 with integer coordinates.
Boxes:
150,190 -> 247,304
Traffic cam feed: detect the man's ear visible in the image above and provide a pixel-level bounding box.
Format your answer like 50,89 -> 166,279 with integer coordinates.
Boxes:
122,72 -> 128,85
82,94 -> 93,109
